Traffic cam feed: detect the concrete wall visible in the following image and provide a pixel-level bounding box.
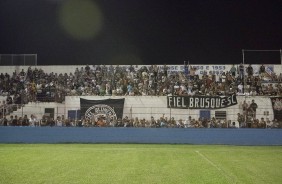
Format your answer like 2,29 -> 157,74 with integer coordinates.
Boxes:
6,95 -> 274,127
0,127 -> 281,145
65,95 -> 274,124
10,102 -> 65,119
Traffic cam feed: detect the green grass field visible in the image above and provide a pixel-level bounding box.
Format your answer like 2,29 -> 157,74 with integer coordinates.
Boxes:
0,144 -> 281,184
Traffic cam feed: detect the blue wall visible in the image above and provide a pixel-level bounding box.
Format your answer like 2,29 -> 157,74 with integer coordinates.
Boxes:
0,127 -> 282,145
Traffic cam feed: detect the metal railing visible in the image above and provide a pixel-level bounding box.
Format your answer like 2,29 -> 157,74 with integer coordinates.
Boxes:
0,54 -> 37,66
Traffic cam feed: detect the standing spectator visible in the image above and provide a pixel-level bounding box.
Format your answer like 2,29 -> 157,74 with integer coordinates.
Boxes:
230,64 -> 237,77
127,83 -> 133,95
246,113 -> 253,128
221,72 -> 226,83
128,65 -> 135,73
278,73 -> 282,82
85,64 -> 90,74
246,64 -> 253,76
249,99 -> 258,119
152,65 -> 158,81
109,65 -> 114,77
259,64 -> 265,75
0,101 -> 7,116
237,113 -> 244,128
163,64 -> 168,77
190,67 -> 196,81
242,100 -> 249,117
183,61 -> 189,79
238,63 -> 244,79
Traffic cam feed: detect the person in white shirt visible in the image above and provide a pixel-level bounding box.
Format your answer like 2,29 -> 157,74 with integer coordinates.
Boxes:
184,116 -> 192,128
29,114 -> 37,127
56,116 -> 63,127
238,83 -> 243,94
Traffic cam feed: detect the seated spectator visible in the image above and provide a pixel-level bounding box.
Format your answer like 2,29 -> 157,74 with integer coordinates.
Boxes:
7,115 -> 13,126
150,116 -> 156,128
29,114 -> 38,127
265,118 -> 272,128
96,117 -> 106,127
272,119 -> 279,128
122,116 -> 130,127
160,116 -> 167,128
116,118 -> 123,127
40,115 -> 48,126
0,115 -> 8,126
22,115 -> 29,126
176,119 -> 184,128
12,115 -> 18,126
55,116 -> 63,127
133,117 -> 139,127
168,117 -> 176,128
229,121 -> 237,128
258,118 -> 266,128
184,116 -> 192,128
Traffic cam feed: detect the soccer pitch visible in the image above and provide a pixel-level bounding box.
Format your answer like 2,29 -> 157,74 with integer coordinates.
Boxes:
0,144 -> 281,184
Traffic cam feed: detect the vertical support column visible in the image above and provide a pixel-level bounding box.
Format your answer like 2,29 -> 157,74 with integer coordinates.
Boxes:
242,49 -> 245,93
35,54 -> 37,66
280,49 -> 282,65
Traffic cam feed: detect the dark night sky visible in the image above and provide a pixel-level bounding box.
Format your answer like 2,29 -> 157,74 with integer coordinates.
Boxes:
0,0 -> 281,65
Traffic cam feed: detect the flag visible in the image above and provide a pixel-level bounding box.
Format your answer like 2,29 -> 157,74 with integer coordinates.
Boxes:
80,98 -> 125,122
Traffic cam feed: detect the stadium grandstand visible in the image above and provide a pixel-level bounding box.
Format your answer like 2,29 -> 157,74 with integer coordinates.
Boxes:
1,60 -> 282,130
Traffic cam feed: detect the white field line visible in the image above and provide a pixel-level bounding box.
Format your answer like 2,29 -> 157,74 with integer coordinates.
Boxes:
195,150 -> 221,171
195,150 -> 236,183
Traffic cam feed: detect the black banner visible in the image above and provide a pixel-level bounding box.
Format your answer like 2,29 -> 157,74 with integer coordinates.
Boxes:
80,98 -> 125,121
271,97 -> 282,121
167,94 -> 237,109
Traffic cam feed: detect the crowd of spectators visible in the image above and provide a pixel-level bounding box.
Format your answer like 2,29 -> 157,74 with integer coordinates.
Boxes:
1,64 -> 282,103
1,64 -> 282,128
0,64 -> 282,98
1,113 -> 281,129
